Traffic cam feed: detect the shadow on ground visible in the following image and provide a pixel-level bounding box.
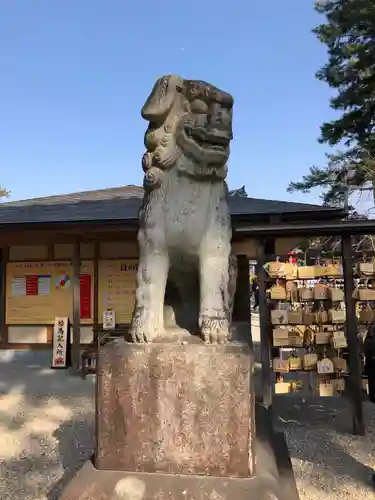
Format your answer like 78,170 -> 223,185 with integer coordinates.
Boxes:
0,350 -> 95,500
1,349 -> 375,499
47,416 -> 94,500
273,395 -> 375,495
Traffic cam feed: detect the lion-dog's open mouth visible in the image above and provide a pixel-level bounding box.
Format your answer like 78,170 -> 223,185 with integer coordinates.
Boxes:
184,124 -> 231,152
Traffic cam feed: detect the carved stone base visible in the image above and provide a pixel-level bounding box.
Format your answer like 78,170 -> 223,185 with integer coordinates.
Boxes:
59,338 -> 299,499
95,338 -> 255,477
59,458 -> 279,500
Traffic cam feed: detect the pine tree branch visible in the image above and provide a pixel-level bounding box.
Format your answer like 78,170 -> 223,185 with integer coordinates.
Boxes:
288,0 -> 375,213
0,186 -> 9,199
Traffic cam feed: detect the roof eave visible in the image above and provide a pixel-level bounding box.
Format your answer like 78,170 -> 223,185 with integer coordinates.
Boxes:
232,206 -> 346,220
235,220 -> 375,237
0,205 -> 347,229
0,218 -> 140,232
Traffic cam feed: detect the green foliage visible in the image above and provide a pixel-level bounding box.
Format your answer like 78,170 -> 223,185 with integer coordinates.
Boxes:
288,0 -> 375,207
287,149 -> 373,207
0,186 -> 9,199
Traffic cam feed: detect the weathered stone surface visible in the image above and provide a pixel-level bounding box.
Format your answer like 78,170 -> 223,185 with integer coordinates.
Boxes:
130,74 -> 237,344
95,339 -> 254,477
60,459 -> 278,500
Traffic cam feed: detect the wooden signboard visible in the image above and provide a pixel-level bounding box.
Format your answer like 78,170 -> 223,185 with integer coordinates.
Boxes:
98,259 -> 138,324
6,261 -> 94,324
51,317 -> 70,368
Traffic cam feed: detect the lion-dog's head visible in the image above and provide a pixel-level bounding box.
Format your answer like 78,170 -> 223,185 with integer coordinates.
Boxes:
141,74 -> 234,190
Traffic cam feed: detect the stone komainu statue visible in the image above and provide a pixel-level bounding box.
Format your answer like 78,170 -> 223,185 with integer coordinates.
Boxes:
130,74 -> 237,344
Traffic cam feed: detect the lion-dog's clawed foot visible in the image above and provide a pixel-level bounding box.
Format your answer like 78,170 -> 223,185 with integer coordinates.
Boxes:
130,308 -> 162,343
200,317 -> 230,344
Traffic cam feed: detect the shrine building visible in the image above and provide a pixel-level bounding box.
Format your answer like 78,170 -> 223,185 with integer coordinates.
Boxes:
0,185 -> 344,357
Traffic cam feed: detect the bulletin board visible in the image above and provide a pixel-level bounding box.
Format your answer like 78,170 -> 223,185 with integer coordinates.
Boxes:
6,261 -> 94,325
98,259 -> 138,324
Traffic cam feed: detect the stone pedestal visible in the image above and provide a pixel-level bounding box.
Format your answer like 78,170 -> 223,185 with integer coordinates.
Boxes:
60,459 -> 269,500
59,338 -> 298,500
95,338 -> 255,477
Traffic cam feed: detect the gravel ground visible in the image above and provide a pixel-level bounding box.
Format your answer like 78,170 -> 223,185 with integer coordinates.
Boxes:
274,396 -> 375,499
1,351 -> 375,499
0,351 -> 95,500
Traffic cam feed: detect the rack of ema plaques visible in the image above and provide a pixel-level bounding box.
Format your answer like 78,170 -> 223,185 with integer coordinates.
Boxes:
354,255 -> 375,396
265,256 -> 370,398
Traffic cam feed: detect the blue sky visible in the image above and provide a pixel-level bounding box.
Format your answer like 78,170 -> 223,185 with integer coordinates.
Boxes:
1,0 -> 337,204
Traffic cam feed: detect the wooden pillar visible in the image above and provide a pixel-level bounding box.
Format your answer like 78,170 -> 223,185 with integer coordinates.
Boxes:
257,238 -> 272,409
94,241 -> 100,441
342,234 -> 364,435
232,254 -> 252,348
93,241 -> 99,345
0,247 -> 9,345
72,240 -> 81,372
233,254 -> 250,320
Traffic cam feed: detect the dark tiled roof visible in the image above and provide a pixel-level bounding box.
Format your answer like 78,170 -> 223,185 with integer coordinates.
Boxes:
0,185 -> 340,226
228,196 -> 334,216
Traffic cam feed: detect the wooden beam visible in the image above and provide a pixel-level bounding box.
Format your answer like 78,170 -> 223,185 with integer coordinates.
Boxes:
342,234 -> 365,435
0,228 -> 138,247
47,243 -> 54,260
236,219 -> 375,237
0,342 -> 92,350
0,247 -> 8,345
257,238 -> 272,409
72,240 -> 81,373
269,215 -> 282,224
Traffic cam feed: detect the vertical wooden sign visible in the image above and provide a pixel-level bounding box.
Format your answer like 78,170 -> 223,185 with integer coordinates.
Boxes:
51,317 -> 70,368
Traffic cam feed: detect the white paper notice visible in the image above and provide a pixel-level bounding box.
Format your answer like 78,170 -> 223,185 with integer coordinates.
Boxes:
11,277 -> 26,296
103,309 -> 116,330
38,276 -> 51,296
